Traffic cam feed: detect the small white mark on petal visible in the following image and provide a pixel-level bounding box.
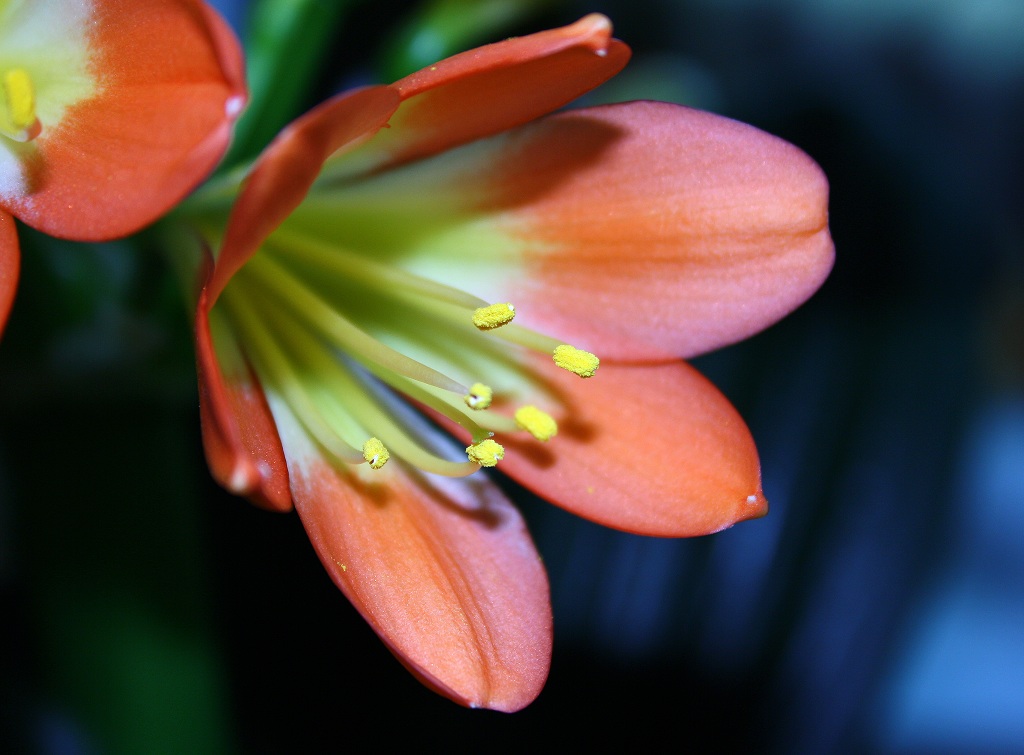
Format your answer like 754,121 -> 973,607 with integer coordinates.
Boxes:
228,464 -> 252,492
225,95 -> 245,118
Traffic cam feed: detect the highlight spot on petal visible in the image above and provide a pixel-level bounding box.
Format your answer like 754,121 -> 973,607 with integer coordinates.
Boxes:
464,383 -> 493,410
471,302 -> 515,330
362,437 -> 390,469
514,406 -> 557,442
552,344 -> 599,378
466,438 -> 504,467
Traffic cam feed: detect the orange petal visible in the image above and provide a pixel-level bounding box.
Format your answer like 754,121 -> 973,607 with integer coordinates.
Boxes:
494,101 -> 834,359
271,403 -> 552,712
207,85 -> 399,303
497,357 -> 767,537
6,0 -> 246,240
358,100 -> 832,361
332,13 -> 630,176
196,285 -> 291,512
0,211 -> 18,336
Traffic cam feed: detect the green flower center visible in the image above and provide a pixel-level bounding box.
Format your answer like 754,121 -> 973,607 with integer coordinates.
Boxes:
207,223 -> 598,476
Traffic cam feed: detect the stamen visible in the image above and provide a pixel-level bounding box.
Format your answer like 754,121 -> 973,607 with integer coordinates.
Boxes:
514,406 -> 558,442
553,344 -> 600,378
464,382 -> 493,410
472,302 -> 515,330
362,438 -> 390,469
1,68 -> 41,142
466,439 -> 504,467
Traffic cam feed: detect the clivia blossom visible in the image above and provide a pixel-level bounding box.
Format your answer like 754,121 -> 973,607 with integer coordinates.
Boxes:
0,0 -> 246,334
180,15 -> 834,711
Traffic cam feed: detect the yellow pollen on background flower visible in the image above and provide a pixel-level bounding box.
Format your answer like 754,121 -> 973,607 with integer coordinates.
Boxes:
471,302 -> 515,330
553,344 -> 600,378
466,438 -> 504,467
514,406 -> 558,442
464,382 -> 493,410
1,68 -> 40,142
362,438 -> 390,469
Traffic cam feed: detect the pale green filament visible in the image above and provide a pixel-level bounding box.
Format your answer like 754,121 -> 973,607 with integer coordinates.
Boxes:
224,283 -> 482,477
220,289 -> 365,465
269,228 -> 487,311
241,252 -> 467,395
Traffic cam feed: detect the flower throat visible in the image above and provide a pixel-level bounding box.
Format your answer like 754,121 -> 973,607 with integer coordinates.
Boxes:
213,226 -> 599,478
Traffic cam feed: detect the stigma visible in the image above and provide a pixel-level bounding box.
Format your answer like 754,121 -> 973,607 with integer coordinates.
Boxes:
1,69 -> 41,142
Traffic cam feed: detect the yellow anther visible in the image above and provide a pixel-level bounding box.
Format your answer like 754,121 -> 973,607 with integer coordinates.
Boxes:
1,68 -> 39,142
362,438 -> 390,469
514,406 -> 558,442
553,344 -> 600,378
466,438 -> 504,467
464,382 -> 493,410
472,302 -> 515,330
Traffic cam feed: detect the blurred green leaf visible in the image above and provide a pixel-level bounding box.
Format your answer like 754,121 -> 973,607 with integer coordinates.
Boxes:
225,0 -> 360,166
378,0 -> 558,81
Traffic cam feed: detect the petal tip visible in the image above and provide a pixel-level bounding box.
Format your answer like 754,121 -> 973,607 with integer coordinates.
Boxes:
567,13 -> 614,54
734,490 -> 769,526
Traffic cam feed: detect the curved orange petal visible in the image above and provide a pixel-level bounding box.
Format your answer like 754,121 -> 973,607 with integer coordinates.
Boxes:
343,100 -> 832,361
6,0 -> 246,240
330,13 -> 630,177
492,101 -> 833,359
207,86 -> 399,303
270,401 -> 552,712
496,357 -> 767,537
196,285 -> 291,512
0,211 -> 18,335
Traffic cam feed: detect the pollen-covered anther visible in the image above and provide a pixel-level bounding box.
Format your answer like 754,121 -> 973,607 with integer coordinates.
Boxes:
514,406 -> 558,442
362,438 -> 390,469
464,382 -> 493,410
466,438 -> 505,467
471,302 -> 515,330
553,344 -> 600,378
1,68 -> 41,142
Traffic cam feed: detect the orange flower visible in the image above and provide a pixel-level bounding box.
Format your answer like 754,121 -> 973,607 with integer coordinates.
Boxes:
183,15 -> 833,711
0,0 -> 246,333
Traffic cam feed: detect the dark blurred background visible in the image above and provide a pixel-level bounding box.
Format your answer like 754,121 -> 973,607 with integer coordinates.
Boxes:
2,0 -> 1022,752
